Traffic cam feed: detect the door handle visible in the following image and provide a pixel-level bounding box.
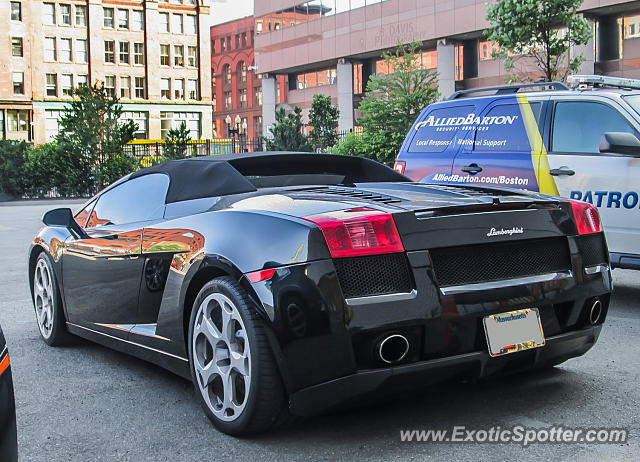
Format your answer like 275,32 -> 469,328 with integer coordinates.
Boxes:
461,164 -> 483,174
549,167 -> 575,176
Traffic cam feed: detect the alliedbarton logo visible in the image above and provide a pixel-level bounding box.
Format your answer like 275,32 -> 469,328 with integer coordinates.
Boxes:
414,113 -> 519,130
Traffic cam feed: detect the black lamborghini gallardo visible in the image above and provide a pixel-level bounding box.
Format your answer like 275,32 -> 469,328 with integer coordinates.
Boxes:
29,152 -> 611,435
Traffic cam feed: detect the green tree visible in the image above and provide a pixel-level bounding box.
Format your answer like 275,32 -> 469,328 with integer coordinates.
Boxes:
22,143 -> 60,198
266,106 -> 312,152
55,83 -> 138,195
345,41 -> 439,165
164,121 -> 192,160
0,140 -> 28,197
308,94 -> 339,152
486,0 -> 592,82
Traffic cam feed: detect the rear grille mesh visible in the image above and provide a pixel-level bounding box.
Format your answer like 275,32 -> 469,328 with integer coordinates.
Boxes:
430,237 -> 571,287
577,234 -> 608,267
334,253 -> 412,298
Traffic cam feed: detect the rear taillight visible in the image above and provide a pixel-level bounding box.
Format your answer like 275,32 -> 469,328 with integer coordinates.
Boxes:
303,208 -> 404,258
246,268 -> 275,283
393,161 -> 406,174
570,200 -> 603,235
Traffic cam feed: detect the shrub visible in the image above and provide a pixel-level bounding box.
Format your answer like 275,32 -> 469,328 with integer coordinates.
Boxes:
0,140 -> 28,196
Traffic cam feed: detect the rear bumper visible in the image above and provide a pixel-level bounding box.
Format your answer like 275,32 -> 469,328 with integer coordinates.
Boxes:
289,325 -> 601,416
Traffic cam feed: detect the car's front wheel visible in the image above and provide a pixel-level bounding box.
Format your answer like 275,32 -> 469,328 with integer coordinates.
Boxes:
188,277 -> 286,435
32,252 -> 73,346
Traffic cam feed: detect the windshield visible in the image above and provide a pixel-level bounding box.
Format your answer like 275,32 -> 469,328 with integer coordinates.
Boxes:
622,94 -> 640,116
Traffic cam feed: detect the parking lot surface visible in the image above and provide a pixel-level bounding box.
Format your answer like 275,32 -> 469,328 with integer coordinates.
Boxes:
0,200 -> 637,461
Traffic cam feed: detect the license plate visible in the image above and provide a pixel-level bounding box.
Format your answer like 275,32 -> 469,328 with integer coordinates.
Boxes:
483,308 -> 545,357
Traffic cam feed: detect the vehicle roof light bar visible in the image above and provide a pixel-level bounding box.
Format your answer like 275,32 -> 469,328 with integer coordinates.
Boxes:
567,74 -> 640,90
447,81 -> 569,100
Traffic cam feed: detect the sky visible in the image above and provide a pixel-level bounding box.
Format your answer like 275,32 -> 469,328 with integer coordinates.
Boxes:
210,0 -> 254,25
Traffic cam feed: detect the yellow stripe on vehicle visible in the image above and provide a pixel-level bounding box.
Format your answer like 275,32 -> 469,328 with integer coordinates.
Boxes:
516,94 -> 559,195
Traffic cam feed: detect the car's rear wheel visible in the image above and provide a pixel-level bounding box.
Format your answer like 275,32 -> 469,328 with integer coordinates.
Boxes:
32,252 -> 72,346
188,277 -> 286,435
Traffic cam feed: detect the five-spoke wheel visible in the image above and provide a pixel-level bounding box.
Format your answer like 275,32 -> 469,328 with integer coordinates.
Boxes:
32,252 -> 72,346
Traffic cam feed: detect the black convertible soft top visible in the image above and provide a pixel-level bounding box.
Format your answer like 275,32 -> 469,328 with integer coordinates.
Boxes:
129,152 -> 408,203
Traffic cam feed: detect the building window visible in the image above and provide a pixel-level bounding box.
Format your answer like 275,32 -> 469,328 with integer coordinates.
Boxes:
187,79 -> 198,100
76,39 -> 87,63
60,38 -> 72,62
104,8 -> 114,28
134,43 -> 144,65
256,21 -> 262,35
161,112 -> 201,139
238,88 -> 247,108
186,15 -> 197,34
254,116 -> 262,136
224,91 -> 232,109
43,3 -> 56,25
60,4 -> 71,25
119,42 -> 130,64
44,37 -> 57,61
77,74 -> 88,86
172,13 -> 183,33
220,37 -> 226,52
11,37 -> 23,57
174,45 -> 184,66
7,110 -> 29,133
11,2 -> 22,21
45,110 -> 63,142
161,78 -> 171,99
224,64 -> 232,84
61,74 -> 73,96
118,9 -> 129,29
160,44 -> 170,66
120,76 -> 131,98
76,5 -> 87,26
295,68 -> 337,89
46,73 -> 57,96
135,77 -> 146,98
211,39 -> 216,54
104,40 -> 115,63
239,61 -> 247,82
133,10 -> 144,31
12,72 -> 24,95
479,41 -> 500,61
122,111 -> 148,139
254,87 -> 262,106
187,46 -> 198,67
160,12 -> 169,32
242,33 -> 247,48
105,75 -> 116,97
174,79 -> 185,99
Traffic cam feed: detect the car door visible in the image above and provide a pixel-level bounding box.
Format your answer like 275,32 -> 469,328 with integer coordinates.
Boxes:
450,97 -> 547,190
62,174 -> 170,340
546,98 -> 640,257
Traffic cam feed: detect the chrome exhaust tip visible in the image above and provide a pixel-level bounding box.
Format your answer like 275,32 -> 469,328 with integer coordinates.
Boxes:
589,298 -> 602,325
377,334 -> 410,364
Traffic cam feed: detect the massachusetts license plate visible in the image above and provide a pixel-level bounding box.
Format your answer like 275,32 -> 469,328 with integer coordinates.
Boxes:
483,308 -> 545,357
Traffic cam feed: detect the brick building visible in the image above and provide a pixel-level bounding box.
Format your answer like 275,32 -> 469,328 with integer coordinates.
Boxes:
210,15 -> 287,139
0,0 -> 213,145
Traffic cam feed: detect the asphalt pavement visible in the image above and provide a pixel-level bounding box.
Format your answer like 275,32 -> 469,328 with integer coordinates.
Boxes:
0,200 -> 637,461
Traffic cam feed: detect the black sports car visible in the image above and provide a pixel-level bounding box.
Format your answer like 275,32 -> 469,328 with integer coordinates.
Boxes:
0,324 -> 18,461
29,152 -> 612,435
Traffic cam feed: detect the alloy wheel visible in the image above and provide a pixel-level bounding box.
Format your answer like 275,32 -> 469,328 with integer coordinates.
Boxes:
33,258 -> 54,339
192,292 -> 251,422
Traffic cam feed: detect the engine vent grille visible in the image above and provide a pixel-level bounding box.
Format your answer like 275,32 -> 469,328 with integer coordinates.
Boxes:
295,186 -> 403,204
334,253 -> 412,298
577,234 -> 608,267
430,237 -> 571,287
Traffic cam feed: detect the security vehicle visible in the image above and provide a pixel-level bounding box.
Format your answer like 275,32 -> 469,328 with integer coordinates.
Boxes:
395,75 -> 640,270
29,152 -> 611,435
0,323 -> 18,462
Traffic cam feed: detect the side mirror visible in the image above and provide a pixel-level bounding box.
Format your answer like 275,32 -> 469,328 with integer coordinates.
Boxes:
599,132 -> 640,157
42,208 -> 88,239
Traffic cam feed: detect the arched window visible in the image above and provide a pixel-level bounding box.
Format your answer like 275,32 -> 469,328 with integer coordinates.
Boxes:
223,64 -> 232,84
238,61 -> 247,82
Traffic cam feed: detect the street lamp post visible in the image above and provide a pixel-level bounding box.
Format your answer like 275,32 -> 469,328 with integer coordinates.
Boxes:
225,115 -> 247,153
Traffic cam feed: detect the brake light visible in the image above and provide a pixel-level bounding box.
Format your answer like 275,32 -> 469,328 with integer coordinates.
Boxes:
393,161 -> 406,175
246,268 -> 276,283
570,200 -> 603,235
303,208 -> 404,258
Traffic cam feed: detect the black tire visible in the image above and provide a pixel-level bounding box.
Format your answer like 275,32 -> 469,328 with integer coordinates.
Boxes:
32,252 -> 73,346
188,277 -> 287,436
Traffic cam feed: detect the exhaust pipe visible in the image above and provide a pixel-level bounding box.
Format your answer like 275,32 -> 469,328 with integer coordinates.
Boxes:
589,298 -> 602,325
377,334 -> 410,364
